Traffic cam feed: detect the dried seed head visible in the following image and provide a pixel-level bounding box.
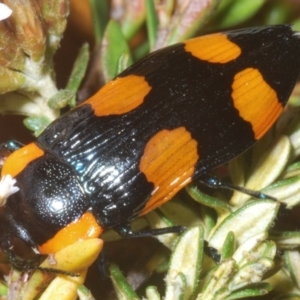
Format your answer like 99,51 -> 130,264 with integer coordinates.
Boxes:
3,0 -> 46,62
0,22 -> 26,70
39,0 -> 69,53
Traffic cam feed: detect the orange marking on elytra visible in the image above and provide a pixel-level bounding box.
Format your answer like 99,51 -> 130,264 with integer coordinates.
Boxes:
139,127 -> 199,215
83,75 -> 152,116
1,143 -> 44,178
38,212 -> 103,254
185,33 -> 241,63
232,68 -> 282,139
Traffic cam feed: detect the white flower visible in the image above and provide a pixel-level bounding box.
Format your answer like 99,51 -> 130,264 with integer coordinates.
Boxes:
0,175 -> 19,206
0,3 -> 12,21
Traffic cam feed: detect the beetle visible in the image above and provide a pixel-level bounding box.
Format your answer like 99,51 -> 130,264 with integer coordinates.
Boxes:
1,24 -> 300,270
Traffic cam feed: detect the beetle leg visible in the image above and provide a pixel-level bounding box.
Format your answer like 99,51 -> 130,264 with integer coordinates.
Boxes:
5,249 -> 40,271
96,249 -> 109,278
203,241 -> 220,262
198,174 -> 276,200
113,224 -> 185,238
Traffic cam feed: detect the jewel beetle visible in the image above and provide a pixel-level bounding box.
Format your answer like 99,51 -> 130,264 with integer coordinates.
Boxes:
1,24 -> 300,270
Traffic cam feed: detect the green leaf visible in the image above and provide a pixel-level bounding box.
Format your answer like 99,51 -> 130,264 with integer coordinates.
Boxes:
285,162 -> 300,178
186,184 -> 232,216
230,135 -> 291,207
120,0 -> 146,40
89,0 -> 109,44
284,250 -> 300,290
145,0 -> 158,50
145,286 -> 161,300
271,231 -> 300,249
293,19 -> 300,32
132,40 -> 150,61
167,0 -> 221,44
165,226 -> 204,300
289,122 -> 300,157
229,257 -> 274,291
109,264 -> 139,300
48,90 -> 75,110
221,232 -> 236,260
209,200 -> 279,251
228,154 -> 247,191
158,197 -> 204,228
197,259 -> 236,300
23,116 -> 51,136
200,206 -> 216,238
65,43 -> 90,107
0,281 -> 7,297
263,1 -> 292,25
225,282 -> 271,299
216,0 -> 266,28
116,52 -> 132,75
264,175 -> 300,209
101,20 -> 132,82
232,232 -> 269,265
77,285 -> 96,300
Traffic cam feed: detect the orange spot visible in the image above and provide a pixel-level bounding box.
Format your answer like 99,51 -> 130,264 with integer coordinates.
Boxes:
82,75 -> 151,116
185,33 -> 241,63
232,68 -> 282,139
139,127 -> 199,215
1,143 -> 44,178
38,212 -> 103,254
